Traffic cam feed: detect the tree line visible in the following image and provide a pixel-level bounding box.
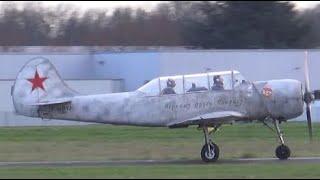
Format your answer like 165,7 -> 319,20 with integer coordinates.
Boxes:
0,1 -> 320,49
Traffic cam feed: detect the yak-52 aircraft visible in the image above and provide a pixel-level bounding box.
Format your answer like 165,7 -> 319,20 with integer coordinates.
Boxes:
11,52 -> 315,163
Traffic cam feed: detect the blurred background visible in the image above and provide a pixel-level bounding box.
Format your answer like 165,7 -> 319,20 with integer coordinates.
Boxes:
0,1 -> 319,48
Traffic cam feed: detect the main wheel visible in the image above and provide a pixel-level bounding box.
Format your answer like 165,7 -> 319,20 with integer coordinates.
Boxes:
275,144 -> 291,160
201,142 -> 219,163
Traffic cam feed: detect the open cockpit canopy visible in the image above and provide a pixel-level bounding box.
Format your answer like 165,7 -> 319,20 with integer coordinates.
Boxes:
137,70 -> 247,96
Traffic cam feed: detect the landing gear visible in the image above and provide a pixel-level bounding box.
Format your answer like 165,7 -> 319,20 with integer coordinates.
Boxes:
199,124 -> 220,162
273,119 -> 291,160
201,142 -> 219,162
276,144 -> 291,160
263,118 -> 291,160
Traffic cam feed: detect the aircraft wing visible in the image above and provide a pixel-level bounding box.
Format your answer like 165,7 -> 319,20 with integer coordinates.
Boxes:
168,111 -> 246,127
28,97 -> 73,106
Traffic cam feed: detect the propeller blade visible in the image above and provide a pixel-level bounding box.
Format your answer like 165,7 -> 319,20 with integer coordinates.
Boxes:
303,50 -> 313,142
304,51 -> 311,95
306,103 -> 313,142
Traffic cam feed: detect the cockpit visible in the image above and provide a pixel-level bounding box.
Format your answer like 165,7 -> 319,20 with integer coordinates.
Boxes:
137,71 -> 247,96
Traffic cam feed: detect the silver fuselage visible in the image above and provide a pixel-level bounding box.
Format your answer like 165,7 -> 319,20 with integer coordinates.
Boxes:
11,58 -> 304,127
30,81 -> 304,127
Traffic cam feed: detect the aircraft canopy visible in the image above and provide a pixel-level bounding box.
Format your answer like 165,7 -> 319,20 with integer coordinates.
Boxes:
137,70 -> 247,96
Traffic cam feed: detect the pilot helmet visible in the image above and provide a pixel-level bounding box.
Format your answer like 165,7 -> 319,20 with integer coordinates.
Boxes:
213,75 -> 223,84
167,78 -> 176,87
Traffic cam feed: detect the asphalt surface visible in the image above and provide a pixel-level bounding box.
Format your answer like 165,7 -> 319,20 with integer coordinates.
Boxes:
1,157 -> 320,167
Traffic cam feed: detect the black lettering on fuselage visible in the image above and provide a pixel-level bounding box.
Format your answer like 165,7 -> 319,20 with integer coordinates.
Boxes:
217,99 -> 242,106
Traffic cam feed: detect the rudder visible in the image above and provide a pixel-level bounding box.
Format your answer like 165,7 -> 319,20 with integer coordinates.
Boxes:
12,57 -> 77,117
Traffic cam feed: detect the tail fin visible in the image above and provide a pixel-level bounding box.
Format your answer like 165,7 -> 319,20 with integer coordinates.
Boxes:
12,57 -> 77,117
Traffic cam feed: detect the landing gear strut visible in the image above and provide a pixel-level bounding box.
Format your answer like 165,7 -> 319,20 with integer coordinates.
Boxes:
273,119 -> 291,160
199,124 -> 220,162
264,119 -> 291,160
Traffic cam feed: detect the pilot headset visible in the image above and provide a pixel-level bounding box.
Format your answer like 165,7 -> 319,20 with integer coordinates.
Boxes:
214,75 -> 220,82
167,78 -> 176,87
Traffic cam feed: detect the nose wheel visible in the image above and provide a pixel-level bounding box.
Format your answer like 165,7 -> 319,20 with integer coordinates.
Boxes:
273,119 -> 291,160
263,118 -> 291,160
276,144 -> 291,160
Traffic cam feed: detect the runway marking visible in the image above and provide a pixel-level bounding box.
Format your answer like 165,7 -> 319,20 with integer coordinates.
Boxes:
0,157 -> 320,167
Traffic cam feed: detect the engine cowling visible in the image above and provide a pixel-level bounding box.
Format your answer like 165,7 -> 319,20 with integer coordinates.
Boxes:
254,79 -> 304,121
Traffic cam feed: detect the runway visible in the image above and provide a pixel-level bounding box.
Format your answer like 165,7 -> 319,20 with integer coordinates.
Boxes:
1,157 -> 320,167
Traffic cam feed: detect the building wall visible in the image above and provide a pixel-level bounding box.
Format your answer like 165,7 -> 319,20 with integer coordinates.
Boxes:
0,53 -> 95,80
94,52 -> 161,91
0,81 -> 14,112
65,80 -> 124,95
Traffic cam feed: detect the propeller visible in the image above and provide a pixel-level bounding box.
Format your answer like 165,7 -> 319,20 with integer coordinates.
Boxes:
303,50 -> 314,142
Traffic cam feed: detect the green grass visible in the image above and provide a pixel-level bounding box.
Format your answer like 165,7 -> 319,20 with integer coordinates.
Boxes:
1,164 -> 320,179
0,122 -> 318,161
0,122 -> 319,178
0,121 -> 317,142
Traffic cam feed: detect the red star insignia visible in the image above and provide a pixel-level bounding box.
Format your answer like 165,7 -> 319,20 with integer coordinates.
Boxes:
27,70 -> 47,92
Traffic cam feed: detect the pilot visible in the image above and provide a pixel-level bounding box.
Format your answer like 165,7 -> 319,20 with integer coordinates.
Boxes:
211,75 -> 224,90
161,78 -> 176,95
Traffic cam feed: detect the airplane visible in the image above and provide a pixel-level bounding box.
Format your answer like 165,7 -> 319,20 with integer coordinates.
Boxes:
11,51 -> 315,163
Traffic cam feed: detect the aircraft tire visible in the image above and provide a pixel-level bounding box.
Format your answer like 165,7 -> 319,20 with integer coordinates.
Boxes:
275,144 -> 291,160
201,142 -> 219,163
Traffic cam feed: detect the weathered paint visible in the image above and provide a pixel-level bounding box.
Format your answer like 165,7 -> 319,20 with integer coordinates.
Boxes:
12,57 -> 304,128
